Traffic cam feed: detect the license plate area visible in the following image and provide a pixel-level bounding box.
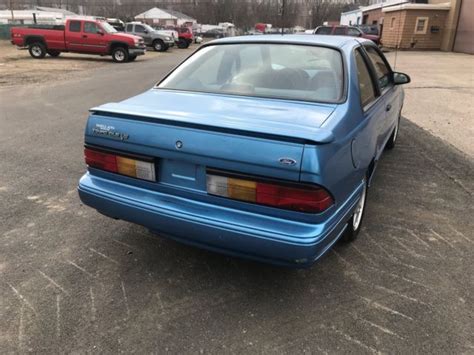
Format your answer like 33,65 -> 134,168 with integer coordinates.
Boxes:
159,159 -> 207,191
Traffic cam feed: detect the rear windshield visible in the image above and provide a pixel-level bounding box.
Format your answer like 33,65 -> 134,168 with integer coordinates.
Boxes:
158,43 -> 344,103
315,27 -> 332,35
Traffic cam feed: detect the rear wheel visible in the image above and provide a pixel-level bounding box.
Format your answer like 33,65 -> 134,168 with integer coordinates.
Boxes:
111,47 -> 129,63
153,39 -> 166,52
341,179 -> 367,243
28,42 -> 46,59
47,50 -> 60,57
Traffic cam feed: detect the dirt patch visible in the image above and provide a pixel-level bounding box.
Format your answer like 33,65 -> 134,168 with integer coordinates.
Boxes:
0,40 -> 163,88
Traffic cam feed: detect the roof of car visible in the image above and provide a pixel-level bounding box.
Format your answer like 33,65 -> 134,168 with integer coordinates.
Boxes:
210,34 -> 364,48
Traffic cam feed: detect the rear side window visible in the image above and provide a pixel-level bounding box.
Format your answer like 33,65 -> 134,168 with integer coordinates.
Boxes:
69,21 -> 81,32
315,27 -> 332,35
365,46 -> 391,90
126,24 -> 133,32
334,27 -> 346,35
355,49 -> 376,108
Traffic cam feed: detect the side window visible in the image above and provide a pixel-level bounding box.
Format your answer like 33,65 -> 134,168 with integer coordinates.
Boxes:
334,27 -> 346,35
364,46 -> 391,90
126,24 -> 133,32
69,21 -> 81,32
315,27 -> 332,35
84,22 -> 99,34
355,49 -> 376,108
135,25 -> 146,33
347,28 -> 361,37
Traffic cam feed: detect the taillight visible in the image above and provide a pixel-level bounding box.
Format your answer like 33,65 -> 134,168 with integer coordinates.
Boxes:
206,171 -> 333,213
84,147 -> 156,182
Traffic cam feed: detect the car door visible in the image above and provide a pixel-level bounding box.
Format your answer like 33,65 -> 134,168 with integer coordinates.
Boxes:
66,20 -> 83,52
81,21 -> 108,53
134,24 -> 152,45
353,47 -> 388,167
363,44 -> 400,149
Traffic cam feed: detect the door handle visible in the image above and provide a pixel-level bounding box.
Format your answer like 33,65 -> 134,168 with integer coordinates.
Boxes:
82,35 -> 88,38
386,104 -> 392,112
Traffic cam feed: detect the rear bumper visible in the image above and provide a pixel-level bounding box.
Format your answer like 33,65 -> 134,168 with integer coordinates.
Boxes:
78,173 -> 362,267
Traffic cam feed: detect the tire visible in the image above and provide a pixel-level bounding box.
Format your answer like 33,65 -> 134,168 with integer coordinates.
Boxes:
28,42 -> 46,59
385,115 -> 400,150
340,179 -> 367,243
47,50 -> 60,57
152,39 -> 166,52
111,47 -> 129,63
177,38 -> 188,49
128,55 -> 137,62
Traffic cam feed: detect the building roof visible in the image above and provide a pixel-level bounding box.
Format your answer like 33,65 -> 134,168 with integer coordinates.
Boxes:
135,7 -> 195,21
35,6 -> 77,16
383,2 -> 451,12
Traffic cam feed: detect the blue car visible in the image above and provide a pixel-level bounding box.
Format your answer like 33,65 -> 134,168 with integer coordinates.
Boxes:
78,35 -> 410,267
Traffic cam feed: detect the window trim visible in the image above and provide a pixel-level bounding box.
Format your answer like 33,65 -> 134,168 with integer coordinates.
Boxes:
362,43 -> 394,94
390,17 -> 396,30
354,46 -> 379,111
414,16 -> 429,35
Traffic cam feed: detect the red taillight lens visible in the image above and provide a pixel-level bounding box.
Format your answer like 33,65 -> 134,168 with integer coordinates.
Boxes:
85,148 -> 118,172
256,182 -> 333,213
206,171 -> 333,213
84,147 -> 156,182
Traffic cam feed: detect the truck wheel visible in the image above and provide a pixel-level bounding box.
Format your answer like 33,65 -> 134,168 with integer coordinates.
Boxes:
153,39 -> 166,52
177,38 -> 188,49
47,50 -> 60,57
112,47 -> 129,63
128,55 -> 137,62
28,42 -> 46,59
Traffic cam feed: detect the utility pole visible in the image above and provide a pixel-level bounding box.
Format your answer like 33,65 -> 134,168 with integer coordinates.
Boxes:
9,0 -> 15,22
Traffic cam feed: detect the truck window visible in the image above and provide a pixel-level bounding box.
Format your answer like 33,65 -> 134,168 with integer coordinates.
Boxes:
135,25 -> 146,33
69,21 -> 81,32
84,22 -> 99,34
126,24 -> 133,32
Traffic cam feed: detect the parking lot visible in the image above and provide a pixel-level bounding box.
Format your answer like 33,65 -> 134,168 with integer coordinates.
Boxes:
0,43 -> 473,353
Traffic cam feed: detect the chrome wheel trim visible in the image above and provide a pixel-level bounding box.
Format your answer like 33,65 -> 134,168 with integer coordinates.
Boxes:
31,45 -> 42,56
115,50 -> 125,61
353,182 -> 366,231
154,42 -> 162,50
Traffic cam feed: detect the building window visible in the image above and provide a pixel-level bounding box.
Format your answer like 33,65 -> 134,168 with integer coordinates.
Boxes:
414,17 -> 429,34
390,17 -> 396,29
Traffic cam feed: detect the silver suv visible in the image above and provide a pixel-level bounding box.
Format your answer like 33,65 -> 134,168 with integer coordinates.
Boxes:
125,22 -> 175,52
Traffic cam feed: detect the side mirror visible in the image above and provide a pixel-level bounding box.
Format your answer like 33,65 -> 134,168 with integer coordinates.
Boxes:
393,72 -> 411,85
97,30 -> 104,35
143,30 -> 148,34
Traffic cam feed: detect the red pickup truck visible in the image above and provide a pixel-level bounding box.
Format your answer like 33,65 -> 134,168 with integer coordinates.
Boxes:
11,18 -> 146,63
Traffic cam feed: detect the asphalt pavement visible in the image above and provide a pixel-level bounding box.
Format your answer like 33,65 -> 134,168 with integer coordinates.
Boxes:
0,48 -> 473,354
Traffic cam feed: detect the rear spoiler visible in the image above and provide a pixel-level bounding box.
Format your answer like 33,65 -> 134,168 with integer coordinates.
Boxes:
90,104 -> 335,145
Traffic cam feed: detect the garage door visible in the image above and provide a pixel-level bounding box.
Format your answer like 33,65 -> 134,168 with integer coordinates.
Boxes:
454,0 -> 474,54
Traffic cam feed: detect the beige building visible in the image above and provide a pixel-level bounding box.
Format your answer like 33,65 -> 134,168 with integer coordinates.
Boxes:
380,0 -> 473,53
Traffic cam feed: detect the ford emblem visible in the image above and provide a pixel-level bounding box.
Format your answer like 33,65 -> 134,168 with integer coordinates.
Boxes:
279,157 -> 297,166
